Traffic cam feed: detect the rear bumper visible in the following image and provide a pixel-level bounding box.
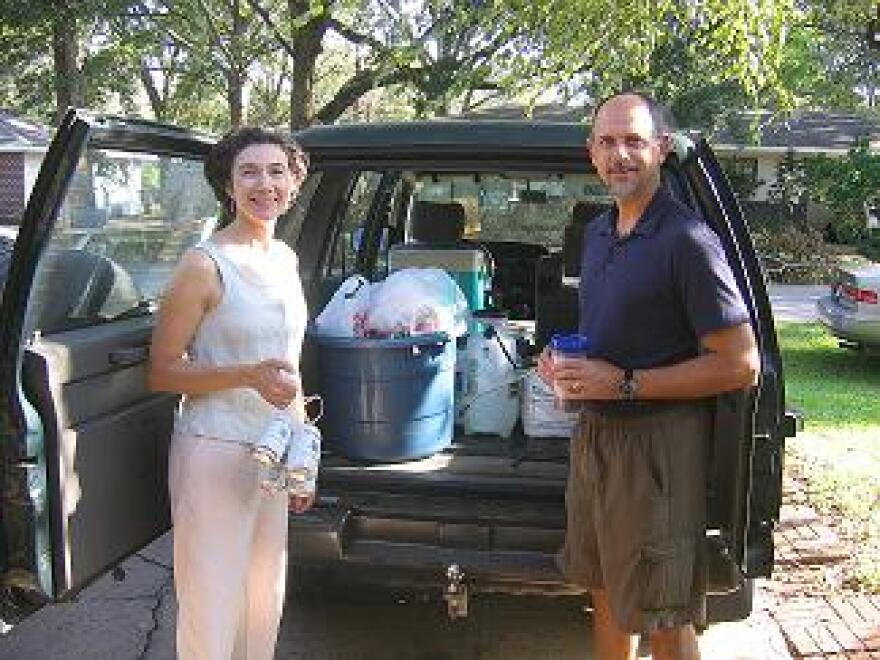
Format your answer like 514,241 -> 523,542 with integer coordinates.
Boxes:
287,497 -> 750,600
816,295 -> 880,346
287,496 -> 580,597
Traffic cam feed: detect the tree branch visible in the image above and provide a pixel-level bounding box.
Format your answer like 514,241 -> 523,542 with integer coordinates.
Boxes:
247,0 -> 296,58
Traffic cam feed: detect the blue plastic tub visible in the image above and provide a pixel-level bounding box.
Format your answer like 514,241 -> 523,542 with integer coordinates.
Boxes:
312,332 -> 455,461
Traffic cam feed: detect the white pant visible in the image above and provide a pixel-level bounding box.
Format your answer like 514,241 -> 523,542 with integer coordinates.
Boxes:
169,433 -> 288,660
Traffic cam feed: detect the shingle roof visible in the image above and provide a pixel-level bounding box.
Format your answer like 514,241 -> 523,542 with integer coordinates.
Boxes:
458,103 -> 880,151
711,111 -> 880,150
0,111 -> 50,146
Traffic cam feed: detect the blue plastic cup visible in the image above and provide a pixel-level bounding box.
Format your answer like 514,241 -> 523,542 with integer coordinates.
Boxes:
549,333 -> 592,411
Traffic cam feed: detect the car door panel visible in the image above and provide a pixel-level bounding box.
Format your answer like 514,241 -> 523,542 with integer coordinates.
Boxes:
678,138 -> 787,581
21,320 -> 174,597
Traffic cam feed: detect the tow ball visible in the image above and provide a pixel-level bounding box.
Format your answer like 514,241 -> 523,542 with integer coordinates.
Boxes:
443,563 -> 469,620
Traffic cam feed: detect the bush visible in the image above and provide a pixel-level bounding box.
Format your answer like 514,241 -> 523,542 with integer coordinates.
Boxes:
751,224 -> 837,284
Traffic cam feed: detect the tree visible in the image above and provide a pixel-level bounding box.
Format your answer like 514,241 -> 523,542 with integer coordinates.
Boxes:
0,0 -> 145,122
127,0 -> 281,128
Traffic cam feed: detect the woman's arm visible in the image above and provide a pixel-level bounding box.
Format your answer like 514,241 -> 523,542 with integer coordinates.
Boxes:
147,249 -> 299,408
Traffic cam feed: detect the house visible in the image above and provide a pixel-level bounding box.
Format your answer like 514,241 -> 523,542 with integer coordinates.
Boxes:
457,103 -> 880,206
710,110 -> 880,202
0,111 -> 50,226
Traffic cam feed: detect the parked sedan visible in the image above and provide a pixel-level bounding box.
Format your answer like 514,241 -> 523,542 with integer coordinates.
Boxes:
817,262 -> 880,348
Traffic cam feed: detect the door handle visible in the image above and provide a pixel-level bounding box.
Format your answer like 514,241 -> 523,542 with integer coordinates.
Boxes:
108,346 -> 150,367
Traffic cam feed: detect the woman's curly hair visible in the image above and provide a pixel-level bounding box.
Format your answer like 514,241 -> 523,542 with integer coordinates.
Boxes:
204,127 -> 309,220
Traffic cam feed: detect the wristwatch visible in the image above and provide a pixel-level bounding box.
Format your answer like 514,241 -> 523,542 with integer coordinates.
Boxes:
618,368 -> 637,400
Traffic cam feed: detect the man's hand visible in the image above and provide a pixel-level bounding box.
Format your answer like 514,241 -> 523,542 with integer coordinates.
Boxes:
552,358 -> 623,401
535,347 -> 555,385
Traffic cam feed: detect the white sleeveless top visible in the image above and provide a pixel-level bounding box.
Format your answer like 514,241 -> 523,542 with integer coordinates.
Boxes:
174,239 -> 308,446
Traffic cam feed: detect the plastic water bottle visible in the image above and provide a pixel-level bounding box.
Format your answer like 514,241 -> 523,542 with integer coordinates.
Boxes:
251,410 -> 292,466
284,420 -> 322,497
550,333 -> 592,412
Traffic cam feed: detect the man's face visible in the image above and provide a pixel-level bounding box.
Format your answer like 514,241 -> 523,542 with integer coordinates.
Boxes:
588,95 -> 669,201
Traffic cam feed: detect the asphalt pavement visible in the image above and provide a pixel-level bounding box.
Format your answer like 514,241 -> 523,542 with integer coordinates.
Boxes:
0,285 -> 826,660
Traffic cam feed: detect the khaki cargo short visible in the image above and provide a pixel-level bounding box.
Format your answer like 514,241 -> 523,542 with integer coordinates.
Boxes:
560,401 -> 712,633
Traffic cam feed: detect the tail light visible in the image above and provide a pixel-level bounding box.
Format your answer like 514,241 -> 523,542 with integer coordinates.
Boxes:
840,283 -> 879,304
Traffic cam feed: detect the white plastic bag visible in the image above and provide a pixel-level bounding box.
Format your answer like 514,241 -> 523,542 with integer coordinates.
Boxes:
313,274 -> 371,337
365,268 -> 469,337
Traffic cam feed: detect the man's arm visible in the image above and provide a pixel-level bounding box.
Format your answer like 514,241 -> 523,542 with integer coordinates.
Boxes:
550,322 -> 760,401
632,322 -> 759,399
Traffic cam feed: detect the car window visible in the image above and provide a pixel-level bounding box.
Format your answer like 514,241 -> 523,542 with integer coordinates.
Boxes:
23,148 -> 218,335
277,171 -> 322,247
326,170 -> 383,278
410,171 -> 610,249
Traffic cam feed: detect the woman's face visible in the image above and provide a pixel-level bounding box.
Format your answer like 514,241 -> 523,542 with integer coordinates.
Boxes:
227,143 -> 299,226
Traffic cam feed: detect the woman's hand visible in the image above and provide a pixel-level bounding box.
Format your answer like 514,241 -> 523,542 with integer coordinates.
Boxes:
289,491 -> 315,514
250,359 -> 300,409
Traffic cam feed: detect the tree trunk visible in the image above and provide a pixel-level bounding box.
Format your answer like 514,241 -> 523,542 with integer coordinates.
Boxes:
140,64 -> 165,120
52,0 -> 82,123
228,0 -> 246,128
227,68 -> 245,129
289,0 -> 325,130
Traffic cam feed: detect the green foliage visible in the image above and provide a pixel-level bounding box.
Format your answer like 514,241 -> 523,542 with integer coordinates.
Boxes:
751,224 -> 837,283
796,141 -> 880,244
0,0 -> 872,135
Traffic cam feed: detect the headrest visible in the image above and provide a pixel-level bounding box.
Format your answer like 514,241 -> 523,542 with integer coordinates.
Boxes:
563,202 -> 610,277
571,201 -> 609,228
409,201 -> 466,244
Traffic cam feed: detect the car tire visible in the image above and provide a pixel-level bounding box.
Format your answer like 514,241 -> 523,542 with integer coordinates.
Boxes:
705,578 -> 754,624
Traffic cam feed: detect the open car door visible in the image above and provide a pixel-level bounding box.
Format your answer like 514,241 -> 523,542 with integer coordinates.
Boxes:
671,135 -> 800,593
0,111 -> 213,602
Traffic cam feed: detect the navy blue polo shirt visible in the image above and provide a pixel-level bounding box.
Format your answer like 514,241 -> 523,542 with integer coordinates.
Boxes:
578,188 -> 750,370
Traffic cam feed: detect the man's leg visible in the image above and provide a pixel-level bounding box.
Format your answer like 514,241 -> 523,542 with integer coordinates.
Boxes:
649,624 -> 701,660
591,590 -> 639,660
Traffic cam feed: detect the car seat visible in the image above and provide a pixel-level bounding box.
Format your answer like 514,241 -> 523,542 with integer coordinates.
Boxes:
26,249 -> 141,334
533,201 -> 609,349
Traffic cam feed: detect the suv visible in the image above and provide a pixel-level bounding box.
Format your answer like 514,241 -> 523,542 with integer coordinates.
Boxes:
0,111 -> 798,623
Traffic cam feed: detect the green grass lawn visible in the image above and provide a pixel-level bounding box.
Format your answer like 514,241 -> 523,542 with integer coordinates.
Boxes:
776,321 -> 880,590
777,321 -> 880,429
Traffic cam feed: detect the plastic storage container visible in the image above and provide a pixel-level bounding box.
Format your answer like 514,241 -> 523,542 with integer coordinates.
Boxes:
456,317 -> 520,438
312,332 -> 455,461
388,246 -> 490,312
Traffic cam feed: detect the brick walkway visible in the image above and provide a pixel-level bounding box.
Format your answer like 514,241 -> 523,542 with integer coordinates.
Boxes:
760,474 -> 880,658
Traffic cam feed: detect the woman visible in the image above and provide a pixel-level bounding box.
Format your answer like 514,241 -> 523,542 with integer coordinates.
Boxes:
148,127 -> 310,660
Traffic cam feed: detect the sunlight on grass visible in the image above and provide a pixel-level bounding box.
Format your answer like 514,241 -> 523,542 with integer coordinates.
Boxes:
778,321 -> 880,589
776,322 -> 880,429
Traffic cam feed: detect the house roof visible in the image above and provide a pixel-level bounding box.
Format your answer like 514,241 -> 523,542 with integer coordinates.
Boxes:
457,103 -> 880,153
0,111 -> 50,148
711,111 -> 880,152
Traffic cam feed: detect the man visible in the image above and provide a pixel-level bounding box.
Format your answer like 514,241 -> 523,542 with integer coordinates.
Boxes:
537,92 -> 760,660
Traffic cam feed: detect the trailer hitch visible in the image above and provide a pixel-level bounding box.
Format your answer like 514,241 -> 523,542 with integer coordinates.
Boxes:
443,563 -> 468,620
